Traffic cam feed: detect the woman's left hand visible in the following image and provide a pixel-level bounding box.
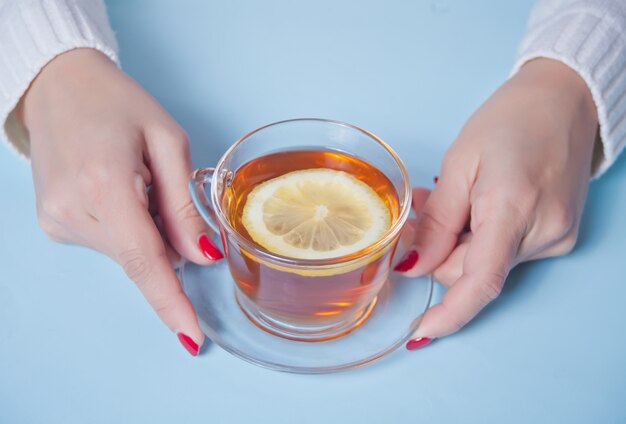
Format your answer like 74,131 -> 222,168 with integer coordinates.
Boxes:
397,58 -> 599,348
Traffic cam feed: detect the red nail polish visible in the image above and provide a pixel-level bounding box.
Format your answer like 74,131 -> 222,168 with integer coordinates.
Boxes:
406,337 -> 432,351
433,176 -> 439,183
177,332 -> 199,356
198,234 -> 224,261
394,250 -> 418,272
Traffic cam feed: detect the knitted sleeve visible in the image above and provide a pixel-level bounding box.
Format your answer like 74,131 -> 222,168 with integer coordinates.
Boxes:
511,0 -> 626,176
0,0 -> 118,158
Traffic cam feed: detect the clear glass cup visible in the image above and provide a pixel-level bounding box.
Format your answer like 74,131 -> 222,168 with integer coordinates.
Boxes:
190,118 -> 413,342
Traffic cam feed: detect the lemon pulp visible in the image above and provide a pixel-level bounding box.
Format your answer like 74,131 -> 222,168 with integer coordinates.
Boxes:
242,168 -> 391,260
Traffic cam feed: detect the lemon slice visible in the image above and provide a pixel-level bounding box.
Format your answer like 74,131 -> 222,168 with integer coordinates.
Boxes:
242,168 -> 391,260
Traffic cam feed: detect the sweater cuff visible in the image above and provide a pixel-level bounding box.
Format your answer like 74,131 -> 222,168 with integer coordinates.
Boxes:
0,0 -> 119,158
511,5 -> 626,177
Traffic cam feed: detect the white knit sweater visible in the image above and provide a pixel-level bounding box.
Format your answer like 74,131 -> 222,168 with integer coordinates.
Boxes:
0,0 -> 118,157
1,0 -> 625,175
512,0 -> 626,175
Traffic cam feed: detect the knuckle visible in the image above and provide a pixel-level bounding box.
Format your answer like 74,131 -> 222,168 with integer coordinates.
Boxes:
39,197 -> 72,226
78,165 -> 113,208
37,215 -> 67,242
563,230 -> 578,252
476,273 -> 504,305
175,132 -> 190,151
147,123 -> 190,156
451,317 -> 467,334
417,209 -> 448,234
175,198 -> 201,222
486,184 -> 534,213
473,187 -> 535,229
551,206 -> 576,238
119,248 -> 153,284
538,205 -> 577,246
437,301 -> 467,334
441,148 -> 463,172
556,231 -> 579,256
150,287 -> 186,320
449,312 -> 469,334
163,125 -> 190,151
151,293 -> 178,317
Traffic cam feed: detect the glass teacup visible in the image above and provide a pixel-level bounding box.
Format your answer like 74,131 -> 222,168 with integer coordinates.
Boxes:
190,118 -> 412,342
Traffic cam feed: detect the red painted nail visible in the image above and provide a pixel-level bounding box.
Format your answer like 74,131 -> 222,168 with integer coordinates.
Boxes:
198,234 -> 223,261
394,250 -> 418,272
406,337 -> 433,350
433,176 -> 439,183
177,332 -> 199,356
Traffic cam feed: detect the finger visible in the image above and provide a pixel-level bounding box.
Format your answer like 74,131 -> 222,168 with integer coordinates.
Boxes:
155,214 -> 184,268
398,187 -> 431,250
432,236 -> 470,288
411,210 -> 524,339
396,171 -> 470,276
153,213 -> 184,268
103,177 -> 204,355
145,125 -> 222,264
399,217 -> 417,252
411,187 -> 431,212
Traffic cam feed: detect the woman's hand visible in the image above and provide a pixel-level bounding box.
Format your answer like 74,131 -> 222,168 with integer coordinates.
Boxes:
19,48 -> 221,356
397,58 -> 599,348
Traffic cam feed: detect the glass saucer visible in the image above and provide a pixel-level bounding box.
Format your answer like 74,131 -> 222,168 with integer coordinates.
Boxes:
181,260 -> 433,374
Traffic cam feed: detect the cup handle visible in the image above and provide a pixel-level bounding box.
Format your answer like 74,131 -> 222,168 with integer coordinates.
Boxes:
189,167 -> 221,234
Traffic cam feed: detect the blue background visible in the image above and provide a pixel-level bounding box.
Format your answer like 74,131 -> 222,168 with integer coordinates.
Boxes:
2,0 -> 626,422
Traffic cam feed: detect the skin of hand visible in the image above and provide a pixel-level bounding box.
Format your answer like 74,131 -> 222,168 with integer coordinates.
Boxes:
397,58 -> 599,347
18,48 -> 221,356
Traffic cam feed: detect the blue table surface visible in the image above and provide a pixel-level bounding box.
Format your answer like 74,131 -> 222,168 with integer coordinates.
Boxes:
2,1 -> 626,423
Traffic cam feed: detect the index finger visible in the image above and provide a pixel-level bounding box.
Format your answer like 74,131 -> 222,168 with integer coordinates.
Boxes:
399,170 -> 470,277
411,208 -> 524,339
102,177 -> 204,354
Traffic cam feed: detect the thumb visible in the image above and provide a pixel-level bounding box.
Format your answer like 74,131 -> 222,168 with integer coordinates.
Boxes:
146,125 -> 223,264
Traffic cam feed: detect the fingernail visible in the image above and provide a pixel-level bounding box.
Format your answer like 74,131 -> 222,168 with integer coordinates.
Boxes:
198,234 -> 223,261
433,176 -> 439,183
394,250 -> 418,272
406,337 -> 433,351
177,332 -> 199,356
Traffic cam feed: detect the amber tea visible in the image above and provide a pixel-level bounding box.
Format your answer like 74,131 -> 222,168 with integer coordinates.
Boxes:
221,150 -> 400,341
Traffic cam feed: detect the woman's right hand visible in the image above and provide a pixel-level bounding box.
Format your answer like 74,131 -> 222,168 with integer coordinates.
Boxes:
19,48 -> 222,356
